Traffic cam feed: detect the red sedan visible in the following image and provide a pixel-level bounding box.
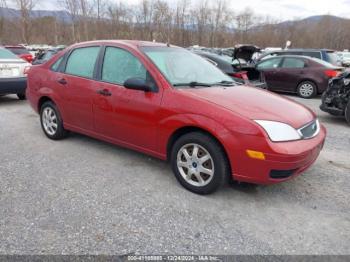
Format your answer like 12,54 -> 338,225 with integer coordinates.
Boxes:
26,40 -> 326,194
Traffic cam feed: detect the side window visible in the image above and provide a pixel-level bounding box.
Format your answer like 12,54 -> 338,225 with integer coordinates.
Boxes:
65,46 -> 100,78
282,58 -> 305,68
102,47 -> 147,85
257,58 -> 282,69
51,56 -> 64,72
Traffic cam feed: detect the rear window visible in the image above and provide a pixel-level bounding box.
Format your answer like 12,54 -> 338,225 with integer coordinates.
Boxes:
7,47 -> 30,55
65,46 -> 100,78
0,48 -> 20,59
311,58 -> 337,68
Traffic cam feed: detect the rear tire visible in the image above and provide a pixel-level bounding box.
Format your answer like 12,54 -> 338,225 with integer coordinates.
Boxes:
345,100 -> 350,125
17,93 -> 26,100
40,101 -> 68,140
297,81 -> 317,99
170,132 -> 230,195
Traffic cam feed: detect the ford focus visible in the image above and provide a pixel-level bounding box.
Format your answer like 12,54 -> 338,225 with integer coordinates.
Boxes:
26,41 -> 326,194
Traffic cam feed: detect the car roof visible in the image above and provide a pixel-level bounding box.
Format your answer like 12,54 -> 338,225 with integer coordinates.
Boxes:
261,55 -> 312,60
267,48 -> 334,52
69,40 -> 172,50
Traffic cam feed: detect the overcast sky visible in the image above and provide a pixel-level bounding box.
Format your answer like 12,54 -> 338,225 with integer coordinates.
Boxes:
35,0 -> 350,20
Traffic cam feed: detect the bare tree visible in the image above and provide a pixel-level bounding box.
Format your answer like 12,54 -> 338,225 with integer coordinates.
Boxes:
0,0 -> 7,43
13,0 -> 37,43
60,0 -> 79,42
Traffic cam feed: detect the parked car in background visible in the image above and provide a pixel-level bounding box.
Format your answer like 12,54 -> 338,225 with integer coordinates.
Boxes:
339,52 -> 350,67
320,71 -> 350,124
5,45 -> 34,63
258,49 -> 340,66
249,55 -> 343,98
26,40 -> 326,195
32,46 -> 66,65
0,47 -> 31,100
194,50 -> 266,88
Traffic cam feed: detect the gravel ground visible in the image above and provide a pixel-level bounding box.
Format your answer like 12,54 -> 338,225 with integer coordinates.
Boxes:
0,94 -> 349,255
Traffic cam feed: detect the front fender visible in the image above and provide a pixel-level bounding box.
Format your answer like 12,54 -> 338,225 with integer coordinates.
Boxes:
157,113 -> 241,164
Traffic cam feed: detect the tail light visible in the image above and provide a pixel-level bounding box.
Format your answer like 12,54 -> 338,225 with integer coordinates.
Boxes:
324,70 -> 340,78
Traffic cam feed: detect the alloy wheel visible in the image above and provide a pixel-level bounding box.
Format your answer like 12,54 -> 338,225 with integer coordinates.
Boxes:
42,107 -> 58,136
176,143 -> 215,187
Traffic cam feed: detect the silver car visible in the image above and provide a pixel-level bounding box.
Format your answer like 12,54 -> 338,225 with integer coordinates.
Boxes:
0,47 -> 31,100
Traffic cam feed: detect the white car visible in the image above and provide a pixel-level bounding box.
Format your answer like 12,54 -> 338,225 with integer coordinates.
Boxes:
0,47 -> 31,100
341,52 -> 350,67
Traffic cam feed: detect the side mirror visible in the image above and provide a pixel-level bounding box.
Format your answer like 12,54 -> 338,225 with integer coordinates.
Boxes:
124,77 -> 153,92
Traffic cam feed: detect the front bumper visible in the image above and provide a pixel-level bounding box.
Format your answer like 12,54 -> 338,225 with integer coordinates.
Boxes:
231,125 -> 326,185
0,77 -> 27,95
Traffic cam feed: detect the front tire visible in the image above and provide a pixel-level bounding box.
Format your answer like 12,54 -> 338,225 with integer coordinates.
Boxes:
170,132 -> 230,195
17,93 -> 26,100
40,101 -> 68,140
297,81 -> 317,99
345,100 -> 350,125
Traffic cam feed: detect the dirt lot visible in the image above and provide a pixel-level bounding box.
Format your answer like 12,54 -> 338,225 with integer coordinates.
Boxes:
0,94 -> 349,255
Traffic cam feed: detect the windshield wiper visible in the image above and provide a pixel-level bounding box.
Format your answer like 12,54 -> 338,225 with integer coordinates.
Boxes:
214,80 -> 236,86
173,81 -> 213,87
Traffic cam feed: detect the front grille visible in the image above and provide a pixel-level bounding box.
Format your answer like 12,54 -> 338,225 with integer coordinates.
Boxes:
298,119 -> 320,139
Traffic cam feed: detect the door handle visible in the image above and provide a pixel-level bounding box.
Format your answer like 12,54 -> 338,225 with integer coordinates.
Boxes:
57,78 -> 67,85
97,89 -> 112,96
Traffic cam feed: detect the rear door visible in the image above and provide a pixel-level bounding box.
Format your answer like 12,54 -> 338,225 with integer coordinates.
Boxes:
58,46 -> 100,131
256,57 -> 283,89
273,57 -> 307,92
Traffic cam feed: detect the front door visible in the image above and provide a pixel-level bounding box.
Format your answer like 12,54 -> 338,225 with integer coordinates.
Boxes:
256,57 -> 283,90
93,46 -> 163,152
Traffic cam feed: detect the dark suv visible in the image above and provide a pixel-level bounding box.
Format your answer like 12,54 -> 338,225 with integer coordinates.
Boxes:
258,49 -> 340,66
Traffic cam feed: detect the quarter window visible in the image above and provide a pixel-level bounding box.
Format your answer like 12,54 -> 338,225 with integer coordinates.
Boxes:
102,47 -> 147,85
65,46 -> 100,78
51,56 -> 64,72
282,58 -> 305,68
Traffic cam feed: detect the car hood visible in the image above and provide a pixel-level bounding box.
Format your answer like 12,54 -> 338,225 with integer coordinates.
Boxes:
183,86 -> 315,129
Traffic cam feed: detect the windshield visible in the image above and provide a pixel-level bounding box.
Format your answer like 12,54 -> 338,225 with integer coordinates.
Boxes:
141,47 -> 233,87
0,48 -> 21,59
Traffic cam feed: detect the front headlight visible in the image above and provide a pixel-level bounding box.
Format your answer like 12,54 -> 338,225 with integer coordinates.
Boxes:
254,120 -> 301,142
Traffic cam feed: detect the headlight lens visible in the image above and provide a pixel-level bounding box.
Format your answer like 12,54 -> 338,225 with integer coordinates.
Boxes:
254,120 -> 301,142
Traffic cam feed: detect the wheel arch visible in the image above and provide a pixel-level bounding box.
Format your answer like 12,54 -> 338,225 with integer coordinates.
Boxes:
166,126 -> 232,174
38,96 -> 56,112
297,79 -> 319,93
